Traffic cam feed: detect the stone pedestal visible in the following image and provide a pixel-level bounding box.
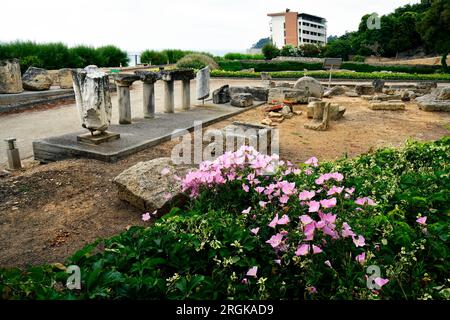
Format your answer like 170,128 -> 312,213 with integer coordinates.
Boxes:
114,74 -> 140,124
136,71 -> 160,118
77,131 -> 121,145
196,66 -> 210,100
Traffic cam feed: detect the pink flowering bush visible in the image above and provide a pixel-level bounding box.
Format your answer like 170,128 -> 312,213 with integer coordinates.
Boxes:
2,139 -> 448,300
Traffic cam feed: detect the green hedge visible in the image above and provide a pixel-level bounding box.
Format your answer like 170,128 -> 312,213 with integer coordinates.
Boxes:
0,41 -> 129,71
217,60 -> 445,74
218,60 -> 324,72
224,53 -> 265,60
211,70 -> 450,81
341,62 -> 441,74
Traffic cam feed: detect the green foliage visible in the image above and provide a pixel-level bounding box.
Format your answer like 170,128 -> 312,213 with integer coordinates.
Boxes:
352,55 -> 366,63
223,52 -> 264,60
95,45 -> 129,67
0,138 -> 448,300
417,0 -> 450,71
140,50 -> 168,65
280,45 -> 299,57
0,41 -> 128,69
262,43 -> 280,60
69,45 -> 101,68
210,69 -> 450,81
341,62 -> 440,74
299,44 -> 323,58
176,53 -> 219,70
323,37 -> 353,60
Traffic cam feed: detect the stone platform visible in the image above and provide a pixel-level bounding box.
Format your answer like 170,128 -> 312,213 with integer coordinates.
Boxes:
32,101 -> 265,163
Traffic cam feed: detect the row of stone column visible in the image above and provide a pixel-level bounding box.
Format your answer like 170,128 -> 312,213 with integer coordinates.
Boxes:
113,69 -> 195,124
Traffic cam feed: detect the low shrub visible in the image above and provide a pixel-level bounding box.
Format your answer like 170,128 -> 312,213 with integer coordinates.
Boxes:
0,138 -> 449,300
176,53 -> 219,70
352,55 -> 366,63
262,43 -> 280,60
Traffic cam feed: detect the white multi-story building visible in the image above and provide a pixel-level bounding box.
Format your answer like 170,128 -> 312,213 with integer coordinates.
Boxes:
268,9 -> 327,48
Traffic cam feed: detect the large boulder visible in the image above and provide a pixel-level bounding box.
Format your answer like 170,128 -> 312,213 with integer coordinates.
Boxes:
355,85 -> 375,96
229,86 -> 268,101
0,58 -> 23,94
268,87 -> 309,104
22,67 -> 52,91
212,85 -> 230,104
372,79 -> 385,93
416,87 -> 450,112
113,158 -> 194,213
323,85 -> 346,97
58,68 -> 73,89
294,76 -> 323,98
231,93 -> 253,107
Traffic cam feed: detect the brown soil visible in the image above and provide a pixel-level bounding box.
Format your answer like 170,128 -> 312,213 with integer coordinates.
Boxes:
1,97 -> 449,268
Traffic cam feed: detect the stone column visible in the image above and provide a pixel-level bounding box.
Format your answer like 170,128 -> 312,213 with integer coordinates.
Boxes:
135,71 -> 160,118
182,79 -> 191,111
114,74 -> 140,124
160,69 -> 195,113
163,80 -> 175,113
72,66 -> 112,133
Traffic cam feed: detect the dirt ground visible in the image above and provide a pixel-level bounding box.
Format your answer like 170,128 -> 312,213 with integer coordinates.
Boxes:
1,97 -> 449,268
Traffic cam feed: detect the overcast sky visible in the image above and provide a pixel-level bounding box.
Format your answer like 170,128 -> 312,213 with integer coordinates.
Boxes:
1,0 -> 420,54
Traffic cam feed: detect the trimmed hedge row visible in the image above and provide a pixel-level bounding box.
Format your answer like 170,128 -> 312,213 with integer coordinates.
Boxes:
217,60 -> 444,74
211,70 -> 450,81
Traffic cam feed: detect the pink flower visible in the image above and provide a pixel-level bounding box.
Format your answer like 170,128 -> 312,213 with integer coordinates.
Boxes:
274,259 -> 281,265
299,190 -> 315,201
345,187 -> 355,194
142,212 -> 151,221
320,198 -> 337,208
242,207 -> 251,214
319,212 -> 337,224
255,186 -> 265,194
266,233 -> 284,248
355,252 -> 366,265
416,216 -> 427,225
324,260 -> 332,268
160,168 -> 170,175
308,200 -> 320,213
355,197 -> 377,206
352,235 -> 366,247
341,222 -> 355,238
327,186 -> 344,196
312,245 -> 323,254
277,214 -> 290,225
300,215 -> 313,225
242,184 -> 250,192
250,227 -> 260,235
295,244 -> 310,256
280,181 -> 296,195
259,201 -> 267,208
293,168 -> 301,175
304,223 -> 315,241
241,278 -> 248,285
164,193 -> 172,200
374,277 -> 389,288
279,194 -> 290,204
246,266 -> 258,278
305,157 -> 319,167
304,169 -> 313,176
268,214 -> 279,228
307,286 -> 317,294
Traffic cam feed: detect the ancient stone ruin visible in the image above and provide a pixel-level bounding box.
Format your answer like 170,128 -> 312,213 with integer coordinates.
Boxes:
22,67 -> 53,91
416,87 -> 450,112
0,59 -> 23,94
196,66 -> 210,102
72,66 -> 118,144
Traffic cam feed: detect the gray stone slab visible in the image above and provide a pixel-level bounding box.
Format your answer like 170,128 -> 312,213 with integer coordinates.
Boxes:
33,101 -> 265,163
